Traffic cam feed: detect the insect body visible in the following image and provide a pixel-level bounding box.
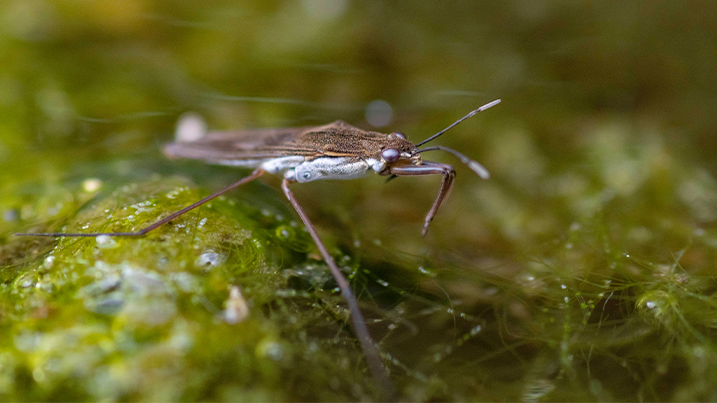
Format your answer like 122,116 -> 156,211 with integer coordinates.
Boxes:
165,99 -> 498,235
17,99 -> 501,398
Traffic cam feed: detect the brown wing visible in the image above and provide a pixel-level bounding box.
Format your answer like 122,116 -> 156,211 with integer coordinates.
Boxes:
163,120 -> 388,164
292,121 -> 387,158
164,126 -> 317,164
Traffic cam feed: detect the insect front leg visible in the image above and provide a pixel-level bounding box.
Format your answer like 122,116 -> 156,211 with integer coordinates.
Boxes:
387,161 -> 456,236
280,178 -> 395,398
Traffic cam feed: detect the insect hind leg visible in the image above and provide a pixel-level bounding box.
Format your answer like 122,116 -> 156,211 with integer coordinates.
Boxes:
14,168 -> 266,238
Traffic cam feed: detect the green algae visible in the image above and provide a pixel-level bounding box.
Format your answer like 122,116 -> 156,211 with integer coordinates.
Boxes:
0,168 -> 392,399
3,139 -> 717,401
3,1 -> 717,401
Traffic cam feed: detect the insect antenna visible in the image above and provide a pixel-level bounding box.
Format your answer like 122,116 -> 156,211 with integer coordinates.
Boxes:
416,145 -> 490,179
415,99 -> 501,147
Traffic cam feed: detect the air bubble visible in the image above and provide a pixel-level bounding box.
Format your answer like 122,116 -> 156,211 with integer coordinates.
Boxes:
275,225 -> 293,240
2,209 -> 19,222
258,341 -> 284,361
195,250 -> 226,268
82,178 -> 102,192
175,112 -> 207,142
96,235 -> 117,249
365,100 -> 393,127
32,368 -> 46,383
417,266 -> 436,277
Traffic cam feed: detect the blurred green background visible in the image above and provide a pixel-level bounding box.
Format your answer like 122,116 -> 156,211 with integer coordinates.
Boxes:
2,0 -> 717,401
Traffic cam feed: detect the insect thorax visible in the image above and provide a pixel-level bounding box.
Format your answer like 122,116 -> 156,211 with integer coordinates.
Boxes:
272,156 -> 383,183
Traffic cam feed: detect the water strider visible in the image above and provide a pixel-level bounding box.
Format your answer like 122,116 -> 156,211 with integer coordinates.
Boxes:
16,99 -> 500,397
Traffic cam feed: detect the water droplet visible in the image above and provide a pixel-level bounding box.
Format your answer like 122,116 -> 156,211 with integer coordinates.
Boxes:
131,203 -> 154,214
38,281 -> 53,294
195,250 -> 226,268
417,266 -> 436,277
2,208 -> 19,222
175,112 -> 207,142
96,235 -> 117,249
20,277 -> 34,288
82,178 -> 102,192
223,286 -> 250,324
32,368 -> 46,383
258,341 -> 284,361
275,225 -> 293,240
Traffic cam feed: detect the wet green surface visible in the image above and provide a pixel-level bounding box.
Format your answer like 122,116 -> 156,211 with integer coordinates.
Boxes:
2,1 -> 717,401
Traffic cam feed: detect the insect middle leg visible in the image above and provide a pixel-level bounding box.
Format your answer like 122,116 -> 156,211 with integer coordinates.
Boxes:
281,178 -> 395,398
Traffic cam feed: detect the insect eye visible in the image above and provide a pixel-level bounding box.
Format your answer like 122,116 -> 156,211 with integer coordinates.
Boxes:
389,132 -> 406,140
382,148 -> 400,163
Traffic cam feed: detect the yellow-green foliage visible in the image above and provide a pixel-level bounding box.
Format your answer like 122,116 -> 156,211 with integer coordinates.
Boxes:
3,1 -> 717,401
